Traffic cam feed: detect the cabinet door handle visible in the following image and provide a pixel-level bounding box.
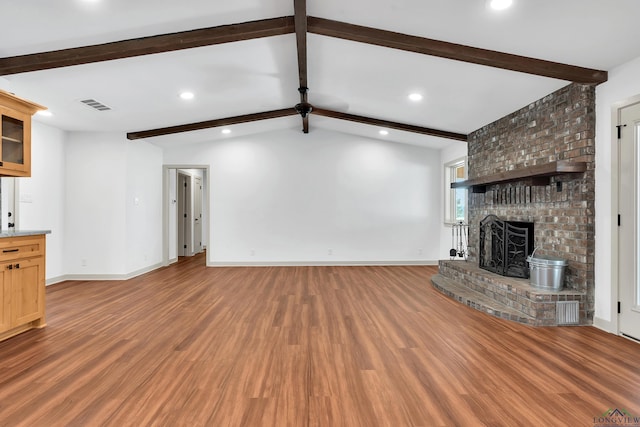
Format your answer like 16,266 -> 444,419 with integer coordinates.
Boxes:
15,263 -> 19,269
2,249 -> 19,253
6,264 -> 12,270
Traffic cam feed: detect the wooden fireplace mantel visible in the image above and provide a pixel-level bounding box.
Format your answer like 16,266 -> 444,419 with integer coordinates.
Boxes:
451,160 -> 587,193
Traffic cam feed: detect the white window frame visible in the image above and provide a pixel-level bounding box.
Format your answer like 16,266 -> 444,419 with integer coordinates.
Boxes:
444,157 -> 468,225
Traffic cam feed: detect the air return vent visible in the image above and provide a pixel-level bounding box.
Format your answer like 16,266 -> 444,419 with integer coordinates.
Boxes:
80,99 -> 112,111
556,301 -> 579,325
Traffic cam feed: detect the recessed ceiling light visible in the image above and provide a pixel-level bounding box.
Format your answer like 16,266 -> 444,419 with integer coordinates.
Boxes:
489,0 -> 513,10
221,129 -> 231,134
179,91 -> 194,100
36,110 -> 53,117
379,130 -> 389,136
408,93 -> 423,102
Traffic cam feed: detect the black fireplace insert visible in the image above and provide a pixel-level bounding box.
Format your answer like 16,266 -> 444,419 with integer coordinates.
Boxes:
478,215 -> 534,278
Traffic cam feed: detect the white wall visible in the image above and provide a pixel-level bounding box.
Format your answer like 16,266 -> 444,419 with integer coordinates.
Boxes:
64,131 -> 162,277
125,140 -> 163,273
164,128 -> 442,265
594,54 -> 640,331
19,122 -> 66,283
64,132 -> 128,275
439,142 -> 468,259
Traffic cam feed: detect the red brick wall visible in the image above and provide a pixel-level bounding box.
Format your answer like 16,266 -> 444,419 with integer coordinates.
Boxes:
467,83 -> 595,321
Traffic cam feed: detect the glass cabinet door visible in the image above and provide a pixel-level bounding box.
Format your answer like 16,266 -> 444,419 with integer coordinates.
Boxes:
0,106 -> 30,176
1,115 -> 25,167
0,90 -> 43,178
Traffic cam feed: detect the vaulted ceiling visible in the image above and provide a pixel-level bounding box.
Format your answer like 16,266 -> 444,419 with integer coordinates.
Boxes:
2,0 -> 639,150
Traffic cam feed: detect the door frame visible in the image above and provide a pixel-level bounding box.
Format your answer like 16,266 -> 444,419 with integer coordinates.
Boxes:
162,164 -> 210,266
0,177 -> 19,232
611,94 -> 640,336
193,175 -> 203,254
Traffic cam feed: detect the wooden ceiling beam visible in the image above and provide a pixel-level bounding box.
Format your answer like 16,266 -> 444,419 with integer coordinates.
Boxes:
313,107 -> 468,141
127,106 -> 468,141
0,17 -> 295,75
307,17 -> 608,84
126,108 -> 297,140
0,13 -> 608,86
294,0 -> 310,133
0,12 -> 608,86
294,0 -> 308,90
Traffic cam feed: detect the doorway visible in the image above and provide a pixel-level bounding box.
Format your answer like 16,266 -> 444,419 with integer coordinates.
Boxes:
162,166 -> 209,265
617,101 -> 640,340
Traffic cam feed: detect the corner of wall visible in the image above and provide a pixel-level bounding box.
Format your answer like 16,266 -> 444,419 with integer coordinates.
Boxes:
593,316 -> 617,334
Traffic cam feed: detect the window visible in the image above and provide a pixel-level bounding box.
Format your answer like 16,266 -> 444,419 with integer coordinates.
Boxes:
444,158 -> 468,224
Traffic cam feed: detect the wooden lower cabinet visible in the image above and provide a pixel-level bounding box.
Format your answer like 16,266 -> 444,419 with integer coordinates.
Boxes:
0,234 -> 46,342
0,268 -> 10,332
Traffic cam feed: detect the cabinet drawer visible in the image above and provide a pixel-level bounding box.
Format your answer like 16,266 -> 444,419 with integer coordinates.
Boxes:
0,236 -> 44,262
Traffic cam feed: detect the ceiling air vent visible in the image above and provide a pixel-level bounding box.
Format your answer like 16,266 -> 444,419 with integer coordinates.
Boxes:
80,99 -> 112,111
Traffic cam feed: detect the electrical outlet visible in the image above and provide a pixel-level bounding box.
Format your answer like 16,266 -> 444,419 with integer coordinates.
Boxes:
81,259 -> 87,267
250,249 -> 256,256
328,249 -> 333,255
418,248 -> 423,255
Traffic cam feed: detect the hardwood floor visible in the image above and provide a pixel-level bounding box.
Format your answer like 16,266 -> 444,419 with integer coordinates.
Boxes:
0,253 -> 638,426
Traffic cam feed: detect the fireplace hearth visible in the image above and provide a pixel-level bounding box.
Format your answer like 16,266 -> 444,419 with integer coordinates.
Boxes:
479,215 -> 534,279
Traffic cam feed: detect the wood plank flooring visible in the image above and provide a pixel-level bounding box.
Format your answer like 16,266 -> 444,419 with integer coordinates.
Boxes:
0,253 -> 638,426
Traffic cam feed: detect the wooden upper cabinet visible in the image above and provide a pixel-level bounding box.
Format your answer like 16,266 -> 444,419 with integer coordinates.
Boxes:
0,90 -> 46,177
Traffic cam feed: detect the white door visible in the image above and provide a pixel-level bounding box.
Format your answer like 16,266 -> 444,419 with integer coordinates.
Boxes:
618,101 -> 640,340
194,176 -> 203,254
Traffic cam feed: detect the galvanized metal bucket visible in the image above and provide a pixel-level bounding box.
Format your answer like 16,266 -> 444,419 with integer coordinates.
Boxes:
526,255 -> 568,291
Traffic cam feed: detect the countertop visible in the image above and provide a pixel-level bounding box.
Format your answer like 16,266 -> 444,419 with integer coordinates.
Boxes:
0,230 -> 51,238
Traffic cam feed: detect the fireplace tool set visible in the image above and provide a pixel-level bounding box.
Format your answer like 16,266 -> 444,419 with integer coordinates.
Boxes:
450,221 -> 469,260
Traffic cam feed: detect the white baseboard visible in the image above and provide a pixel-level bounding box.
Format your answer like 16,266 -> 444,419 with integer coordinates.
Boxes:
207,260 -> 439,267
46,275 -> 69,286
593,316 -> 617,334
46,260 -> 438,285
47,262 -> 165,284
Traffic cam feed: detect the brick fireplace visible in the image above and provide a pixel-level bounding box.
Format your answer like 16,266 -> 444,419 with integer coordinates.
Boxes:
433,83 -> 595,325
